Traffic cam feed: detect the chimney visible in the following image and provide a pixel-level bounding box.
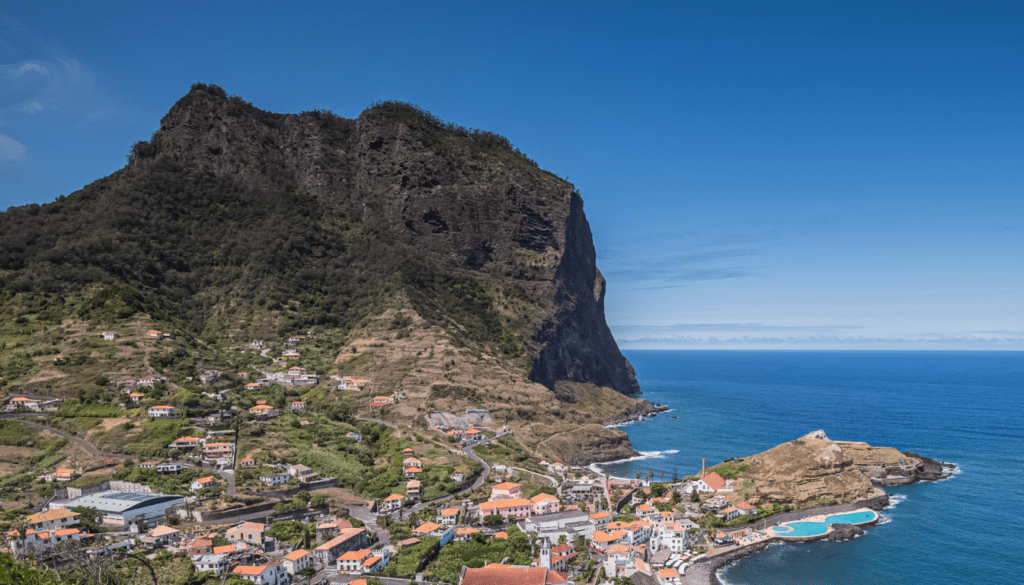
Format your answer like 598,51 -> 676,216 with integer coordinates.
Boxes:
702,458 -> 705,478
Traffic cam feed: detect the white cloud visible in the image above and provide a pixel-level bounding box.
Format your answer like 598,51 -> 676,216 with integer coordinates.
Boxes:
16,62 -> 47,75
0,133 -> 26,160
1,58 -> 112,124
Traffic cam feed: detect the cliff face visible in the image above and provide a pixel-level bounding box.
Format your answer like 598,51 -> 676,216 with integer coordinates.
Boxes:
132,84 -> 639,395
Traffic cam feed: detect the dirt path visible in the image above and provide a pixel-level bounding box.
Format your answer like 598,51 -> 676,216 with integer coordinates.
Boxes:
6,418 -> 129,460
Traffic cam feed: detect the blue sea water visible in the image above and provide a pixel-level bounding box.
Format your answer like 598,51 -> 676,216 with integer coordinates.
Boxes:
598,351 -> 1024,585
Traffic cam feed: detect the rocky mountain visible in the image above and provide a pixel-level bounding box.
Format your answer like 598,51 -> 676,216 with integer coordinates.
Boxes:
0,83 -> 644,462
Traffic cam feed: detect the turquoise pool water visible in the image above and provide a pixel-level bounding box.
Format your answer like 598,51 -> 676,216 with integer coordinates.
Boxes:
826,511 -> 877,525
775,511 -> 878,538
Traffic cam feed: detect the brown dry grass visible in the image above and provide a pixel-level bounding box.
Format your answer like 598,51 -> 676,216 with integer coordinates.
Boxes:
312,487 -> 367,506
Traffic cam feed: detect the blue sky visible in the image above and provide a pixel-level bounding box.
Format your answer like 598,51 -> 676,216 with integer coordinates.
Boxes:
1,1 -> 1021,349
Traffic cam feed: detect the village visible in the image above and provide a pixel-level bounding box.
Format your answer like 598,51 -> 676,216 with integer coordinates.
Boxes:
1,330 -> 880,585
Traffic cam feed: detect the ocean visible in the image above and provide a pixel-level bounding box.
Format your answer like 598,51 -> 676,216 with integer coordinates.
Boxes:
596,350 -> 1023,585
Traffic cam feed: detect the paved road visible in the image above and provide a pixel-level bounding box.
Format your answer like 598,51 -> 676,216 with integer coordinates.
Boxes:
6,418 -> 128,460
218,469 -> 236,494
399,433 -> 513,518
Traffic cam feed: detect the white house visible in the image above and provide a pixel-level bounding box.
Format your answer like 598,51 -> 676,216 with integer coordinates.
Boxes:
190,476 -> 221,492
102,332 -> 117,341
381,493 -> 405,512
281,549 -> 313,575
260,473 -> 289,486
232,562 -> 286,585
148,405 -> 177,418
156,462 -> 183,474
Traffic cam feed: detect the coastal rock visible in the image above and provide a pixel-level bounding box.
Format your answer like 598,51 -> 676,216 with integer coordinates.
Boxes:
837,442 -> 957,485
539,424 -> 636,465
827,523 -> 864,541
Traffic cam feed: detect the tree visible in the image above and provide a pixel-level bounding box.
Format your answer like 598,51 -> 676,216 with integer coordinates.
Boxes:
310,493 -> 326,508
690,490 -> 700,503
298,566 -> 317,585
70,506 -> 101,534
650,483 -> 668,498
635,471 -> 641,480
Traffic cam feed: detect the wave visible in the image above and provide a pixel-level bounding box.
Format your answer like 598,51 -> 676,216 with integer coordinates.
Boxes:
936,462 -> 962,481
884,493 -> 907,510
588,449 -> 680,476
876,514 -> 891,525
610,449 -> 680,464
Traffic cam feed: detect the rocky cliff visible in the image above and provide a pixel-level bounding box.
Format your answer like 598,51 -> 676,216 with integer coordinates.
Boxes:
132,84 -> 639,395
0,83 -> 644,463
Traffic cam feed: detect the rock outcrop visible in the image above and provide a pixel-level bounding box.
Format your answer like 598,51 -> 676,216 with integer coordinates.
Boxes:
539,424 -> 636,465
827,524 -> 865,542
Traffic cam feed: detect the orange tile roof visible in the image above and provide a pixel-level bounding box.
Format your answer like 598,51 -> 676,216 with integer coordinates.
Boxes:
460,565 -> 567,585
26,509 -> 78,524
213,545 -> 237,554
412,522 -> 443,534
338,549 -> 372,561
493,531 -> 508,539
232,565 -> 269,576
406,480 -> 421,488
150,525 -> 179,537
440,508 -> 460,516
589,511 -> 611,519
54,528 -> 80,537
360,556 -> 381,567
314,529 -> 366,550
736,501 -> 756,510
384,493 -> 405,501
456,527 -> 479,535
479,498 -> 532,512
591,530 -> 627,543
701,471 -> 727,491
492,482 -> 521,490
238,522 -> 265,531
284,549 -> 309,561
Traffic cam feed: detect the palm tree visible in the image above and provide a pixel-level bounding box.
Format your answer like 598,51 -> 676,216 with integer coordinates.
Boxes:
299,523 -> 316,549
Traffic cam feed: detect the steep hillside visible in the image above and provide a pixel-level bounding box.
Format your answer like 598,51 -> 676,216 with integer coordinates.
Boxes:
0,83 -> 645,462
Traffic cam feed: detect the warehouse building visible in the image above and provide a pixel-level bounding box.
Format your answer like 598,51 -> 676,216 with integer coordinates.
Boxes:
51,491 -> 185,528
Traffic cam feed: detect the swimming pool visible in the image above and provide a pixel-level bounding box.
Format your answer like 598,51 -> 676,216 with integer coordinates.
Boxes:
773,510 -> 878,538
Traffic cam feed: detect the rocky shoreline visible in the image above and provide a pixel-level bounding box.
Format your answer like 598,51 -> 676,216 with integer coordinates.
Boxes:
603,399 -> 670,427
866,452 -> 958,486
